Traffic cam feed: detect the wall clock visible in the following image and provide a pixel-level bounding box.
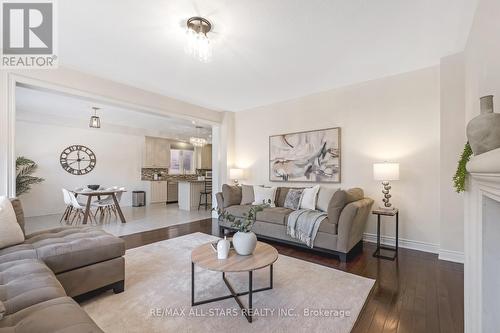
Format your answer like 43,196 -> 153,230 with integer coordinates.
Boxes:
60,145 -> 96,175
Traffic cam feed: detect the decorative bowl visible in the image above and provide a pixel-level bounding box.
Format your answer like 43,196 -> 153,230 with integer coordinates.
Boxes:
87,185 -> 100,190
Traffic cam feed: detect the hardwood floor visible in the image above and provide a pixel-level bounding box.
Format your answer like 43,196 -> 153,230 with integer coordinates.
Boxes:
120,218 -> 464,333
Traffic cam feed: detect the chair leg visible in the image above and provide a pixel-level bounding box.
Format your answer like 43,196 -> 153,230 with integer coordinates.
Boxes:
198,192 -> 203,211
60,206 -> 69,223
205,193 -> 208,210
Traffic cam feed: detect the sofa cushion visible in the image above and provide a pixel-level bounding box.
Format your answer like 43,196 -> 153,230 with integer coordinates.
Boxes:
224,205 -> 252,219
0,296 -> 103,333
24,227 -> 125,274
0,244 -> 37,265
0,259 -> 66,316
0,198 -> 25,250
316,187 -> 338,212
240,185 -> 254,205
222,184 -> 242,208
256,207 -> 294,225
328,190 -> 347,225
8,199 -> 25,235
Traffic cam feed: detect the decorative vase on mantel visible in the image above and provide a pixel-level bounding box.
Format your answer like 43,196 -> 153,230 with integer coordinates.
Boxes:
466,95 -> 500,155
232,231 -> 257,256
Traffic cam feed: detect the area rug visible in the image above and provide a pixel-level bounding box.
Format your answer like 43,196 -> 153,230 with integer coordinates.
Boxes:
81,232 -> 375,333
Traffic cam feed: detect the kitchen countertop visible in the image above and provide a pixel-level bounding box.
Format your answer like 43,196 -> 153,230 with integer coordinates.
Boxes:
178,180 -> 208,183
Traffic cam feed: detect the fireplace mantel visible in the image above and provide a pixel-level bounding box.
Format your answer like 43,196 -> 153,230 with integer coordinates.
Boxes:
464,147 -> 500,333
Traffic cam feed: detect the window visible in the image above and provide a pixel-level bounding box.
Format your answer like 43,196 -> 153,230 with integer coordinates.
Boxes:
170,149 -> 194,174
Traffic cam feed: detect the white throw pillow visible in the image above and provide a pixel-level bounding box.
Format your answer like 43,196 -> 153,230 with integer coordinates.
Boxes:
0,197 -> 25,249
316,187 -> 339,212
253,186 -> 277,207
299,185 -> 320,210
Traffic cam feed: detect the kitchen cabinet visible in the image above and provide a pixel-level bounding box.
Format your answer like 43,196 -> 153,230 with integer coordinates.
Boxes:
143,137 -> 171,168
150,181 -> 168,203
200,144 -> 212,169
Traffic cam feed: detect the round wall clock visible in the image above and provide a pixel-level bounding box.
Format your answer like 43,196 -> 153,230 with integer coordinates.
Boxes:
60,145 -> 96,175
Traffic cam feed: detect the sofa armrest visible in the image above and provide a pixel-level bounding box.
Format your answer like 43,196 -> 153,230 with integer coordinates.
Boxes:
336,198 -> 374,253
215,192 -> 224,211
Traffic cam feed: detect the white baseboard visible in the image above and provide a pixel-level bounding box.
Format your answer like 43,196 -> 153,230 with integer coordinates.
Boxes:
362,233 -> 464,263
363,232 -> 439,253
438,249 -> 464,263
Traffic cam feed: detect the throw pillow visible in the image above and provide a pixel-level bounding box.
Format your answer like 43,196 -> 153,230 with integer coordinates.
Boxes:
0,197 -> 25,249
253,186 -> 277,207
299,185 -> 320,210
316,187 -> 338,212
284,189 -> 304,210
222,184 -> 242,208
240,185 -> 255,205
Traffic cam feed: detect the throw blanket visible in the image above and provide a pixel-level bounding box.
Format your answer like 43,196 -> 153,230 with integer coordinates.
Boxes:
287,209 -> 327,248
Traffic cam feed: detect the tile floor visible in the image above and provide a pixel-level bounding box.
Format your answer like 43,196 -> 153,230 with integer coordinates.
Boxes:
24,203 -> 212,237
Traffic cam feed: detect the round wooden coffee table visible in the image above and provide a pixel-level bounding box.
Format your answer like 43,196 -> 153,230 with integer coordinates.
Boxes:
191,241 -> 278,323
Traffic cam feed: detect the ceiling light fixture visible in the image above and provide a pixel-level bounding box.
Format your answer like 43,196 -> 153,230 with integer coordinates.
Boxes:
189,126 -> 207,147
89,107 -> 101,128
185,16 -> 212,63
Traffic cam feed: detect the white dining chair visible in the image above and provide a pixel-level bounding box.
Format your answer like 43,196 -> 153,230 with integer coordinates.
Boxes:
66,191 -> 97,225
60,189 -> 73,223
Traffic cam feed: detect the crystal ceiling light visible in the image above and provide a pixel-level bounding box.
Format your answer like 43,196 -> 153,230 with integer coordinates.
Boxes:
185,17 -> 212,63
89,107 -> 101,128
189,126 -> 207,147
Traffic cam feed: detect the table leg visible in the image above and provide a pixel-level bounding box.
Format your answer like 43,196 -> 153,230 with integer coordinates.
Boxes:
396,212 -> 399,255
376,214 -> 381,252
191,262 -> 195,306
83,195 -> 92,224
112,193 -> 126,223
248,270 -> 253,323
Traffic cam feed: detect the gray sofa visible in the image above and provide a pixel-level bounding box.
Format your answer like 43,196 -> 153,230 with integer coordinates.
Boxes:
216,185 -> 374,261
0,199 -> 126,332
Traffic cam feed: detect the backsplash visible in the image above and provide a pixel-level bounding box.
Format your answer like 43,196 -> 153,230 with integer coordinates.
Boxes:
141,168 -> 198,181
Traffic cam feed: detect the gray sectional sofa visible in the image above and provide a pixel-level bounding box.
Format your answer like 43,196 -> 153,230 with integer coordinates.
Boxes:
216,185 -> 374,261
0,199 -> 126,332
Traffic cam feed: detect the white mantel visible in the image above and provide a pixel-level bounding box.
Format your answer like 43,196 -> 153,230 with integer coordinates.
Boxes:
464,148 -> 500,333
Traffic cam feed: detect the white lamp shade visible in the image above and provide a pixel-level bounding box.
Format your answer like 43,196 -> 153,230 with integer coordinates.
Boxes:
229,168 -> 244,180
373,162 -> 400,181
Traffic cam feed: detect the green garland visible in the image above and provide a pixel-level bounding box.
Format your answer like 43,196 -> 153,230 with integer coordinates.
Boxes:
453,142 -> 473,193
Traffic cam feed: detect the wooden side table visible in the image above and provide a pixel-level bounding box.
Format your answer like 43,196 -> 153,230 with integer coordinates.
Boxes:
372,208 -> 399,260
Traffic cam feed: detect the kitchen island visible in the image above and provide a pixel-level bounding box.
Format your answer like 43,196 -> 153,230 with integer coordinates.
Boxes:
178,180 -> 211,211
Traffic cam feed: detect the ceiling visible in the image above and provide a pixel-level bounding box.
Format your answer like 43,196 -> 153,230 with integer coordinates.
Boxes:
58,0 -> 477,111
15,86 -> 212,142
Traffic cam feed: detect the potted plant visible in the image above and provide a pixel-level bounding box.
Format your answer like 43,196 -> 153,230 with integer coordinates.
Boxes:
16,156 -> 44,196
217,202 -> 269,255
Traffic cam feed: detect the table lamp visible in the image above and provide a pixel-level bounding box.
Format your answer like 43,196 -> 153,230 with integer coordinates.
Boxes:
373,162 -> 399,210
229,168 -> 244,185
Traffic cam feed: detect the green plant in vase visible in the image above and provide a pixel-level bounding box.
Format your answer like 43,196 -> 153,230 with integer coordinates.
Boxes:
217,200 -> 270,255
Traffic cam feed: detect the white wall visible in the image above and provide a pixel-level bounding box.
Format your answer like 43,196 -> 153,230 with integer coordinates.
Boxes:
439,53 -> 466,259
16,121 -> 148,217
233,67 -> 441,248
464,0 -> 500,122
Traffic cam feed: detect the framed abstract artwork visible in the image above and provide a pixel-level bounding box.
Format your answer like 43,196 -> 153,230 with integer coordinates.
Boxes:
269,127 -> 341,183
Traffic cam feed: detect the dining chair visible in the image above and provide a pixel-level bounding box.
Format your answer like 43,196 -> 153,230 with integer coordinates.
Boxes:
60,189 -> 73,223
66,191 -> 96,225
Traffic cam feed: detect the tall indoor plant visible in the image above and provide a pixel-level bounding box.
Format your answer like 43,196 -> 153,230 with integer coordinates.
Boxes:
218,202 -> 269,255
16,156 -> 44,196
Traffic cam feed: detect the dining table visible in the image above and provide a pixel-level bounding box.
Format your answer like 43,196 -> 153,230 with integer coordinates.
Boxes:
69,189 -> 127,224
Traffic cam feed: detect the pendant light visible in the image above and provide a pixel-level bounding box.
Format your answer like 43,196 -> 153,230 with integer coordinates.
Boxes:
89,107 -> 101,128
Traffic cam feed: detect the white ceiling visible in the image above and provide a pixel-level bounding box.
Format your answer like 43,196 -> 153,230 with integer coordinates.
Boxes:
58,0 -> 477,111
15,86 -> 212,142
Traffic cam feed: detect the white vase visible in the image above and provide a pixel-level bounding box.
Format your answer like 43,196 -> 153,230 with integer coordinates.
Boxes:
232,231 -> 257,256
217,236 -> 230,259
